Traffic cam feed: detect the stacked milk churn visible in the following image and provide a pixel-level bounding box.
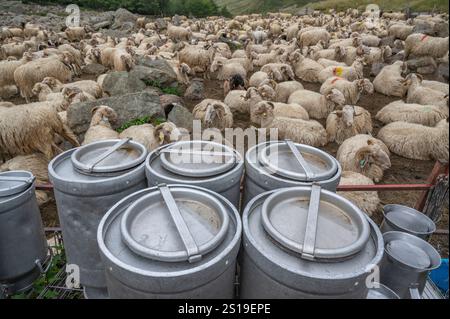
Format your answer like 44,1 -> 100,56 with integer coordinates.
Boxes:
4,136 -> 442,299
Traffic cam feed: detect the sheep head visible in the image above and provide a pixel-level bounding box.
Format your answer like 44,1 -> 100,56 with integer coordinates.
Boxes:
121,54 -> 135,71
334,46 -> 346,60
210,59 -> 223,73
326,88 -> 346,107
257,84 -> 276,101
204,103 -> 226,128
356,139 -> 391,171
280,65 -> 295,80
356,79 -> 374,94
42,77 -> 60,89
90,105 -> 118,127
244,87 -> 261,101
252,101 -> 275,126
154,121 -> 183,145
31,83 -> 49,96
335,105 -> 361,127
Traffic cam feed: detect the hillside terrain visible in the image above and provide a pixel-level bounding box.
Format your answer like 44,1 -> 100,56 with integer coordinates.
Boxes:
214,0 -> 449,15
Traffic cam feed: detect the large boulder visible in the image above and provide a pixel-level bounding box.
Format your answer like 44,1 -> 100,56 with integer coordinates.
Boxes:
67,92 -> 164,139
82,63 -> 107,76
131,58 -> 178,87
112,8 -> 137,29
102,71 -> 147,96
184,78 -> 205,100
167,104 -> 194,132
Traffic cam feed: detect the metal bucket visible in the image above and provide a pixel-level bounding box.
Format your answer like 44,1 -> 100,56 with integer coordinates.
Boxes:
381,204 -> 436,239
97,184 -> 241,299
367,283 -> 400,299
240,185 -> 383,299
244,140 -> 341,205
380,231 -> 441,299
0,171 -> 49,296
48,139 -> 148,299
145,140 -> 244,209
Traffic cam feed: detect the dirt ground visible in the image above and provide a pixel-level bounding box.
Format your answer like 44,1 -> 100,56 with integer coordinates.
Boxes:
35,66 -> 449,258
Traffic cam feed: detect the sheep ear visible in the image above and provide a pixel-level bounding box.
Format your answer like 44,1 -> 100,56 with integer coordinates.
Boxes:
335,110 -> 343,117
267,102 -> 275,109
416,73 -> 424,82
367,139 -> 374,146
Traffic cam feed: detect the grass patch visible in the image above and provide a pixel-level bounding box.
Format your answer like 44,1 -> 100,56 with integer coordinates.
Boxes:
143,79 -> 182,96
116,115 -> 167,133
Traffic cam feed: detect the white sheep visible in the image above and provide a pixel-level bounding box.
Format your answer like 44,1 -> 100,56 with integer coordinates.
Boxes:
373,61 -> 408,97
178,44 -> 216,78
376,100 -> 448,126
0,102 -> 80,160
377,119 -> 449,162
404,34 -> 449,59
421,80 -> 449,95
317,58 -> 347,68
249,71 -> 269,87
326,105 -> 373,144
298,28 -> 330,48
336,134 -> 391,182
251,47 -> 285,67
318,58 -> 365,83
42,77 -> 103,99
288,88 -> 346,119
82,106 -> 119,145
337,171 -> 380,217
252,105 -> 328,147
167,25 -> 192,42
290,49 -> 324,83
0,52 -> 33,89
320,77 -> 374,105
260,63 -> 295,82
405,73 -> 449,112
274,81 -> 304,103
250,100 -> 309,126
13,53 -> 74,102
193,99 -> 233,130
210,60 -> 247,81
223,87 -> 262,114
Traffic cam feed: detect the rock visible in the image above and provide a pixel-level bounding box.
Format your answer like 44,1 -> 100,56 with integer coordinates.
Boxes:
132,58 -> 178,87
417,65 -> 437,75
102,71 -> 146,96
160,94 -> 184,113
184,78 -> 205,100
82,63 -> 107,76
406,57 -> 437,71
93,20 -> 112,30
10,15 -> 27,27
167,103 -> 194,132
436,63 -> 449,82
67,92 -> 164,138
112,8 -> 137,29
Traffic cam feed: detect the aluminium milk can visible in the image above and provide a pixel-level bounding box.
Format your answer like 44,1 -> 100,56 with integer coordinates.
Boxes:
48,138 -> 148,298
97,184 -> 241,298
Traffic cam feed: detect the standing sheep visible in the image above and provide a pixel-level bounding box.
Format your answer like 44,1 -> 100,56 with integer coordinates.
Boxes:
193,99 -> 233,131
336,134 -> 391,182
405,73 -> 449,112
404,34 -> 449,59
377,119 -> 449,162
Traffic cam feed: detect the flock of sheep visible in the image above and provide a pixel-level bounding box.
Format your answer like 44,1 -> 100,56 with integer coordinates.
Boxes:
0,8 -> 449,218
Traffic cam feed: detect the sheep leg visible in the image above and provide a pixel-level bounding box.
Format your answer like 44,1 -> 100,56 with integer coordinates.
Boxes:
61,124 -> 80,147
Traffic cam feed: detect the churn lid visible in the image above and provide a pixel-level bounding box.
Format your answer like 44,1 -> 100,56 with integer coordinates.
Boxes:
158,140 -> 237,177
0,171 -> 35,197
261,184 -> 371,261
383,231 -> 441,271
258,140 -> 338,182
71,138 -> 147,175
120,184 -> 230,263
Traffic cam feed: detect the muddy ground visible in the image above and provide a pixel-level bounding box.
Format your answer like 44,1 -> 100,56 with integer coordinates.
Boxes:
34,65 -> 449,258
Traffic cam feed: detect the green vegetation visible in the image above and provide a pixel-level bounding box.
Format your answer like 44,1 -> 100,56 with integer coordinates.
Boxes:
143,79 -> 182,96
116,115 -> 166,132
23,0 -> 231,17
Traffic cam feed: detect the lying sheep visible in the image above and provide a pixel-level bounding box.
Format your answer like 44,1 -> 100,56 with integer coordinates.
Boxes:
0,102 -> 80,160
32,83 -> 64,102
376,100 -> 448,126
317,58 -> 347,68
405,73 -> 449,112
82,106 -> 119,145
404,34 -> 449,59
288,88 -> 346,119
252,48 -> 285,67
254,106 -> 328,147
0,154 -> 51,207
388,23 -> 414,40
337,171 -> 380,217
224,87 -> 262,114
320,77 -> 374,105
421,80 -> 449,95
377,119 -> 449,162
249,71 -> 270,87
318,59 -> 365,83
373,61 -> 408,97
99,47 -> 134,72
250,101 -> 309,126
13,53 -> 74,102
336,134 -> 391,182
274,81 -> 304,103
260,63 -> 295,82
193,99 -> 233,130
326,105 -> 373,144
